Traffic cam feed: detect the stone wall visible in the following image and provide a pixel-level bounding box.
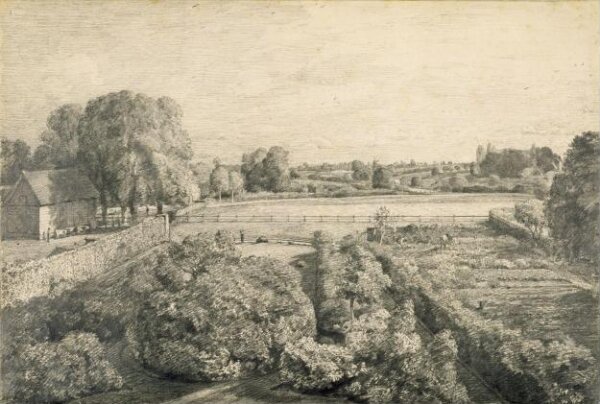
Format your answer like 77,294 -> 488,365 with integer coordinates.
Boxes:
1,215 -> 169,308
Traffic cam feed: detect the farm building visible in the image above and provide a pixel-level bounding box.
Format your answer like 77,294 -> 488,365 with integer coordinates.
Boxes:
1,169 -> 99,240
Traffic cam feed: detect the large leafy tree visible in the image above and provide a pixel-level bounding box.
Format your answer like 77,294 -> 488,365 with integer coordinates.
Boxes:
263,146 -> 291,192
77,91 -> 194,218
210,164 -> 230,202
33,104 -> 82,169
1,138 -> 32,185
241,146 -> 290,192
546,132 -> 599,262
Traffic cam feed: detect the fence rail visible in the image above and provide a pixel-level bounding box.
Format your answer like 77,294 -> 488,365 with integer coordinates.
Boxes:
175,214 -> 488,224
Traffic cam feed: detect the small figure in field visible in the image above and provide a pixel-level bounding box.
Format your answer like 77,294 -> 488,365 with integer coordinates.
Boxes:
440,233 -> 454,250
240,230 -> 245,243
146,205 -> 149,216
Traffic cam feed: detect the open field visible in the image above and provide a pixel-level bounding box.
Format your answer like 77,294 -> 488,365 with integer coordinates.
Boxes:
174,193 -> 528,240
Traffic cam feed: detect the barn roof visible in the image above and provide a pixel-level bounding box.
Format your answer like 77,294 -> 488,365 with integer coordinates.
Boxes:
21,169 -> 99,205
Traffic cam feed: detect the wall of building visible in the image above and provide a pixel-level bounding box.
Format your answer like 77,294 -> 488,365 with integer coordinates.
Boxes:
1,180 -> 39,239
40,199 -> 97,237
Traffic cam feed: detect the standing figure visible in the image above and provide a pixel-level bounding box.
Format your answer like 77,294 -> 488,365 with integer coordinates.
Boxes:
240,229 -> 245,243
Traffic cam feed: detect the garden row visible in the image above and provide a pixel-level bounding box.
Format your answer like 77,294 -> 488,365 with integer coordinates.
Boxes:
371,245 -> 598,404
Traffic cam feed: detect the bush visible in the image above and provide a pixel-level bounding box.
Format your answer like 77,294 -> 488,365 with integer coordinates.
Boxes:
410,176 -> 422,187
129,255 -> 316,381
280,337 -> 357,392
7,332 -> 122,403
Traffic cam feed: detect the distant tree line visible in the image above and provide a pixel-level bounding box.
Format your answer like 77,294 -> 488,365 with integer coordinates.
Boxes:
477,144 -> 561,178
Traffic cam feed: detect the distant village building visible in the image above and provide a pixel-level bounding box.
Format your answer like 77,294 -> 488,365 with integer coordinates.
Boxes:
1,169 -> 99,240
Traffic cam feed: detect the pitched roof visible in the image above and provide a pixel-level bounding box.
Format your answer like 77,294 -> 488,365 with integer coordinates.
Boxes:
21,169 -> 99,205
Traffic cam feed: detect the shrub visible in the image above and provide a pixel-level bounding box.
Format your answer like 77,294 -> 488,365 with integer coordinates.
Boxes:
8,332 -> 122,403
280,337 -> 357,392
514,200 -> 546,240
129,255 -> 316,381
410,176 -> 422,187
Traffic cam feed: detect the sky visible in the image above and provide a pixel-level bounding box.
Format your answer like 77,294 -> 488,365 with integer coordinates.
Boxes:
0,0 -> 598,165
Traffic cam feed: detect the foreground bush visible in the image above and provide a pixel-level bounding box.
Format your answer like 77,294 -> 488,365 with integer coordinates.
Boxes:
280,299 -> 469,403
7,332 -> 122,403
129,254 -> 316,381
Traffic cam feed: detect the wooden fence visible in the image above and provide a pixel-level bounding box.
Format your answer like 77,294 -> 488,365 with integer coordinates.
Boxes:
175,214 -> 488,225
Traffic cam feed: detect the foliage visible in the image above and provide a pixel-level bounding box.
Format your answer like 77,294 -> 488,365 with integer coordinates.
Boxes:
228,170 -> 244,201
33,104 -> 83,169
371,164 -> 393,189
546,132 -> 599,263
514,199 -> 546,239
241,146 -> 291,192
351,160 -> 372,181
129,252 -> 315,381
1,138 -> 32,185
280,337 -> 357,392
77,91 -> 194,217
335,241 -> 391,327
378,248 -> 599,404
410,176 -> 422,187
210,164 -> 230,201
164,231 -> 241,281
374,205 -> 391,244
6,332 -> 122,403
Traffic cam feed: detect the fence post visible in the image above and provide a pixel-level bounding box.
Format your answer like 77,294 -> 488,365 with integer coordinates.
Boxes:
303,216 -> 306,222
452,215 -> 456,224
217,214 -> 220,223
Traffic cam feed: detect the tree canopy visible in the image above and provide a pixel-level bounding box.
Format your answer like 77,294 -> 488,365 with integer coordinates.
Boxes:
1,138 -> 32,185
546,132 -> 599,262
39,91 -> 195,216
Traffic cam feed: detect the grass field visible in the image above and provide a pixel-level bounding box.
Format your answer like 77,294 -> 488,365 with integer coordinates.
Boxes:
174,193 -> 529,240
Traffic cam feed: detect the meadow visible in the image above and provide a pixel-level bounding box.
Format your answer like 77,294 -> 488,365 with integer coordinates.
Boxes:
174,193 -> 529,240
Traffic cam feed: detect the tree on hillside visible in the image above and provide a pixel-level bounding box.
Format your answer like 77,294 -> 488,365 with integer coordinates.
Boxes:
534,146 -> 561,173
241,146 -> 290,192
546,132 -> 599,262
372,164 -> 393,189
263,146 -> 291,192
33,104 -> 83,169
351,160 -> 371,181
228,170 -> 244,202
410,176 -> 422,187
241,147 -> 268,192
210,164 -> 229,202
514,200 -> 546,240
1,138 -> 32,185
77,91 -> 194,218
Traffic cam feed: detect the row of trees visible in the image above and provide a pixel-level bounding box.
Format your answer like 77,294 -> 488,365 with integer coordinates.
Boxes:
2,91 -> 196,219
477,144 -> 561,178
209,161 -> 244,202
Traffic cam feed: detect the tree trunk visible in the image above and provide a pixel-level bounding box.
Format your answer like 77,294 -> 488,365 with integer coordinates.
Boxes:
231,190 -> 234,203
379,227 -> 385,245
129,181 -> 137,219
100,192 -> 108,224
218,189 -> 222,202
